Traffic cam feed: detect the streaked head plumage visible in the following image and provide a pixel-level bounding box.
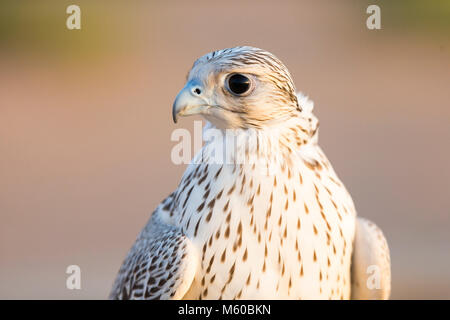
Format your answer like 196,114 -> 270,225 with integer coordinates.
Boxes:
173,46 -> 302,129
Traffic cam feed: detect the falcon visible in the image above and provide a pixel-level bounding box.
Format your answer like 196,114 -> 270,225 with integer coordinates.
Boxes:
109,46 -> 391,300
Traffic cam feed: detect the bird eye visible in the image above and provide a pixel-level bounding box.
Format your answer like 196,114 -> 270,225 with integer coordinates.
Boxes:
226,73 -> 252,96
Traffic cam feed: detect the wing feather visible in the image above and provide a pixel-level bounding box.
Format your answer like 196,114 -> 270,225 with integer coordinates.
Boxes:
109,199 -> 198,300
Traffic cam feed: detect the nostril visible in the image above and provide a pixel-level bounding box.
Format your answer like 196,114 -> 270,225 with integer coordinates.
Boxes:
193,87 -> 202,95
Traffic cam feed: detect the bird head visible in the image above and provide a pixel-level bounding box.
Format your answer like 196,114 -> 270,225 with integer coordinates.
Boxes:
172,46 -> 302,129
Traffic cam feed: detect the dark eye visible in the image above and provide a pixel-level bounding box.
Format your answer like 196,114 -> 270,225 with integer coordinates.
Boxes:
227,73 -> 252,95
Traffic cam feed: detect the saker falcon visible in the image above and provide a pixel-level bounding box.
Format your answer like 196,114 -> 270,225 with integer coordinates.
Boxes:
110,46 -> 391,300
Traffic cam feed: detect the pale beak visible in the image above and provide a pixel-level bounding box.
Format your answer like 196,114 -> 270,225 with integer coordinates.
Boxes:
172,82 -> 209,123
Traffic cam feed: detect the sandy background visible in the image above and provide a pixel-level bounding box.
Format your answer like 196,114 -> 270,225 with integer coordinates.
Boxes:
0,0 -> 449,299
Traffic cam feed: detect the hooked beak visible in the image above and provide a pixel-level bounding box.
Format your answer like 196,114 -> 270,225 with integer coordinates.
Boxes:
172,82 -> 209,123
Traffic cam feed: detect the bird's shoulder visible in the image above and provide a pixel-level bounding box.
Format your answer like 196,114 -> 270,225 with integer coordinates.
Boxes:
109,196 -> 198,300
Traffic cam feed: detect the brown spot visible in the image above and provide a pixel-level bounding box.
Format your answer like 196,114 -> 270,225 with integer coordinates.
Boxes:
229,262 -> 236,279
331,199 -> 338,209
314,184 -> 319,194
221,249 -> 226,262
206,255 -> 215,273
205,210 -> 213,223
329,176 -> 342,186
194,218 -> 201,237
316,198 -> 323,210
304,203 -> 309,214
237,221 -> 242,235
223,200 -> 230,212
208,235 -> 213,247
197,202 -> 205,212
198,173 -> 208,185
240,183 -> 245,195
183,186 -> 194,208
224,225 -> 230,238
266,205 -> 272,219
242,248 -> 248,261
186,217 -> 192,230
215,228 -> 221,239
226,210 -> 232,223
227,183 -> 236,196
247,194 -> 255,207
241,174 -> 246,187
214,166 -> 222,180
208,198 -> 215,209
304,159 -> 322,171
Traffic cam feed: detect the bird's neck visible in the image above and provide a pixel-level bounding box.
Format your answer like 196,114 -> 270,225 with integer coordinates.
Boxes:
199,116 -> 313,165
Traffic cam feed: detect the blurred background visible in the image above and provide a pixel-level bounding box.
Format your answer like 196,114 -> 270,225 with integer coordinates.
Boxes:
0,0 -> 449,299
